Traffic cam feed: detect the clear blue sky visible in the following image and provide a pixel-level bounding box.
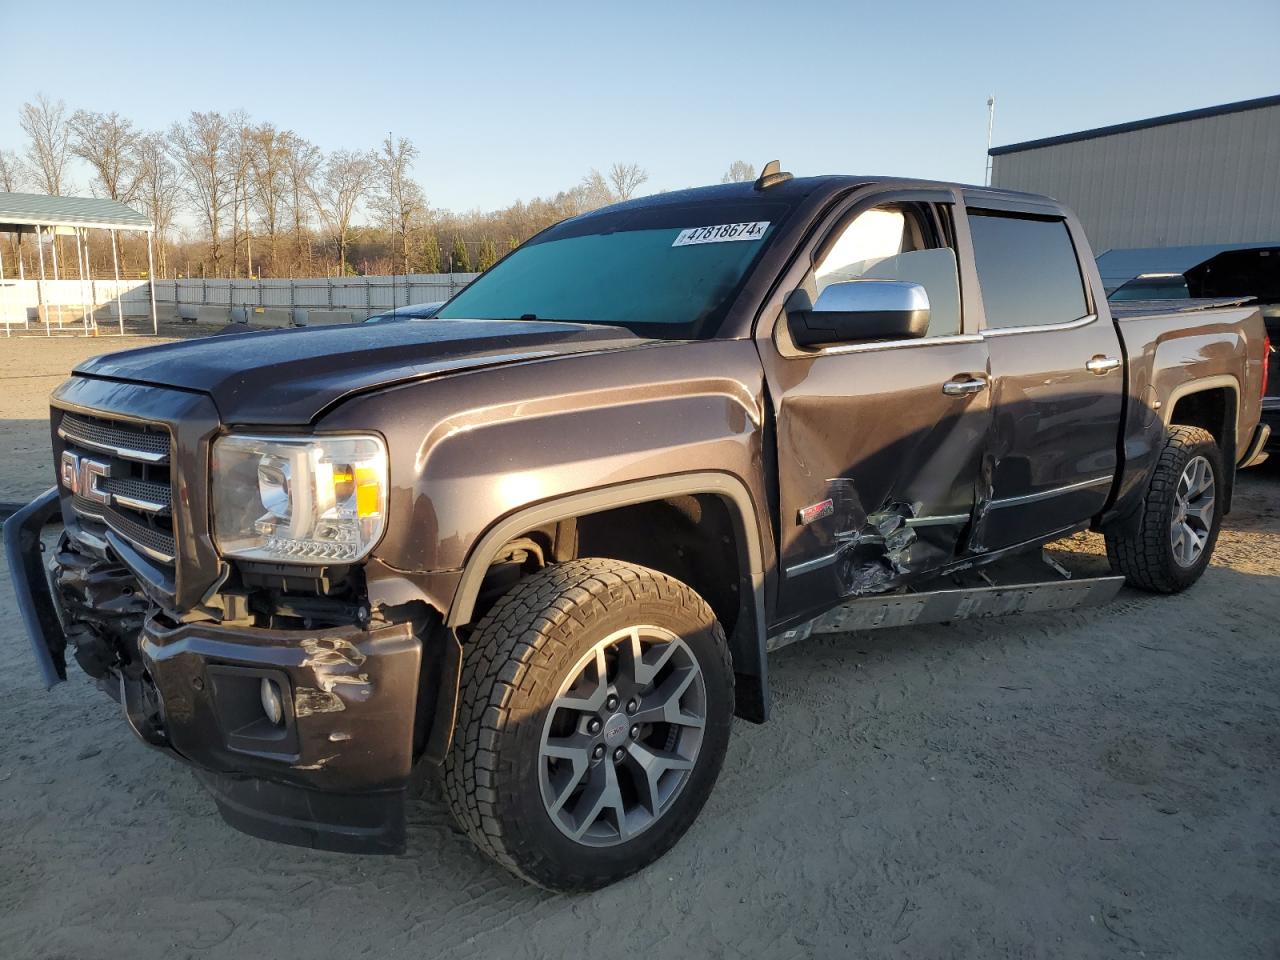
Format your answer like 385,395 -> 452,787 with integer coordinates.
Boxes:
1,0 -> 1275,214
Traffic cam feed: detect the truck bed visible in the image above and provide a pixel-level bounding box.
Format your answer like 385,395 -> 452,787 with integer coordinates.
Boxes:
1108,296 -> 1256,318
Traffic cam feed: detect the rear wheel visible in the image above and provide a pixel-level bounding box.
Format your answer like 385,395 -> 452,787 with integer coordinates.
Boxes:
442,558 -> 733,890
1105,425 -> 1223,593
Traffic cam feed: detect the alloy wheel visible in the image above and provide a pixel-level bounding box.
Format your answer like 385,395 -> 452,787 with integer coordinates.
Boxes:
538,625 -> 707,847
1170,454 -> 1215,567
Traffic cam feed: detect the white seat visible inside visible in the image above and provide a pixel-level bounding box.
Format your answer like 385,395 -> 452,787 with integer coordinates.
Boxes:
853,248 -> 961,338
814,207 -> 963,338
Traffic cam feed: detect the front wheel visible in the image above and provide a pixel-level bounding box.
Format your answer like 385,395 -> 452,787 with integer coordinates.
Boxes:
1105,424 -> 1224,593
442,558 -> 734,890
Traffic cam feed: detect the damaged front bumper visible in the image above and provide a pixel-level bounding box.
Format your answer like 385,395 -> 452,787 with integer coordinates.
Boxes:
4,488 -> 428,854
136,614 -> 424,854
3,488 -> 66,688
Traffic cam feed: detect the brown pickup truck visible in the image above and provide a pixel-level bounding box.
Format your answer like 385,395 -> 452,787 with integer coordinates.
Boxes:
5,167 -> 1271,890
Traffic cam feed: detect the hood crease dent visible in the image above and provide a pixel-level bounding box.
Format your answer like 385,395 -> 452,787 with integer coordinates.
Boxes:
74,319 -> 649,425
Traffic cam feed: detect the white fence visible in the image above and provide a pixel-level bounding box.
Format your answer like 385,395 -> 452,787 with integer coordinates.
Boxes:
1,278 -> 153,331
1,273 -> 480,334
154,274 -> 478,312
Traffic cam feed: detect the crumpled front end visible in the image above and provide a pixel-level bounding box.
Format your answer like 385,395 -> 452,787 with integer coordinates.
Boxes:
4,375 -> 448,855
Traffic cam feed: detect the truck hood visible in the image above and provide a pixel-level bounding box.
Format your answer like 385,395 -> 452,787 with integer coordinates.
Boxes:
74,319 -> 651,425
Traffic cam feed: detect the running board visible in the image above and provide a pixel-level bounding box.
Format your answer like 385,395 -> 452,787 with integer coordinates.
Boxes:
767,574 -> 1125,652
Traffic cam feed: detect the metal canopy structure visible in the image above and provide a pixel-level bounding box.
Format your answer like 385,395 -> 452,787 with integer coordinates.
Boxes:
0,191 -> 157,337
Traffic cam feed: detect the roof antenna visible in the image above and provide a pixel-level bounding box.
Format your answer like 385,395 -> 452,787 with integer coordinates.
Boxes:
754,159 -> 793,191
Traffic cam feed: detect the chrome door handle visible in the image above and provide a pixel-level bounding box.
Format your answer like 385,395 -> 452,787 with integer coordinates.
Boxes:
1086,355 -> 1122,375
942,376 -> 988,397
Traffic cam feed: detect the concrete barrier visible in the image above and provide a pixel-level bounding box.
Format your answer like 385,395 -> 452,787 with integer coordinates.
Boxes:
304,310 -> 358,326
251,307 -> 294,328
88,302 -> 180,323
195,306 -> 232,325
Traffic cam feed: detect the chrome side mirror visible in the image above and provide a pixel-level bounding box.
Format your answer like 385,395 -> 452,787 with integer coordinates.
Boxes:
787,279 -> 931,347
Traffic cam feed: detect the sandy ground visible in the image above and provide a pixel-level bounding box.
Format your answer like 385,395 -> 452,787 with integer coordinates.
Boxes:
1,336 -> 1278,959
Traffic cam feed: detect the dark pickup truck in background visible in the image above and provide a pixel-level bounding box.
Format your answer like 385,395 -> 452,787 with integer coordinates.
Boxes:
5,167 -> 1271,890
1101,242 -> 1279,448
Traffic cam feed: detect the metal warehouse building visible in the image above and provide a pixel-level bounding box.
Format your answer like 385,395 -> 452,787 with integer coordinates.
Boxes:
989,94 -> 1280,252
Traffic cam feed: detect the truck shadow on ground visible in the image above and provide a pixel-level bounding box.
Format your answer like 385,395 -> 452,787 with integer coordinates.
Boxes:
4,549 -> 1278,958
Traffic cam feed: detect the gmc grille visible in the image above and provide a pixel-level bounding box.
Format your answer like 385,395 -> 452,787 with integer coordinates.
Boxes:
58,411 -> 177,565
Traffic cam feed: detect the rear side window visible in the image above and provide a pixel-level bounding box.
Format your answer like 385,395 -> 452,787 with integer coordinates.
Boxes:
968,212 -> 1089,330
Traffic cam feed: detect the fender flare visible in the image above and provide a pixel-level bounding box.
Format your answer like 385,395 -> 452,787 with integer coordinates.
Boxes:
1162,374 -> 1241,513
1162,374 -> 1240,438
445,471 -> 773,722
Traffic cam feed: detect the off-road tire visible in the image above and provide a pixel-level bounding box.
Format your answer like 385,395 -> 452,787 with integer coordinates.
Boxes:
441,558 -> 734,890
1105,425 -> 1223,593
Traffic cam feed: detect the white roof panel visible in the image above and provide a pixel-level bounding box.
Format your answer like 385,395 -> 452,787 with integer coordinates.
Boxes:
0,192 -> 152,231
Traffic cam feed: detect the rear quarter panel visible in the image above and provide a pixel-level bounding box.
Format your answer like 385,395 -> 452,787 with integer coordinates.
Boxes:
1113,304 -> 1266,512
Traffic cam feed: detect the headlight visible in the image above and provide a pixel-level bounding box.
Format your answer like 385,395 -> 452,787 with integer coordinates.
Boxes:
211,434 -> 388,564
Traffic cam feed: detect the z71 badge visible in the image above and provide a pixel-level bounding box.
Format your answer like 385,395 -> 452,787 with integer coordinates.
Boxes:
797,498 -> 835,525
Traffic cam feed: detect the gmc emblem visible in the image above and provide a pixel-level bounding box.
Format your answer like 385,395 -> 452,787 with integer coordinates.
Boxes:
60,451 -> 112,506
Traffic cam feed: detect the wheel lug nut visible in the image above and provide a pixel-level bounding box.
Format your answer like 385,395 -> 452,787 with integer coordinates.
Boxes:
629,725 -> 640,739
605,694 -> 619,711
626,699 -> 638,714
613,747 -> 625,763
588,718 -> 602,734
592,744 -> 605,760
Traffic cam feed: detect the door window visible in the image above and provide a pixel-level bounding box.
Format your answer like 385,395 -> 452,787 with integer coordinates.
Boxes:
968,212 -> 1089,329
813,203 -> 962,338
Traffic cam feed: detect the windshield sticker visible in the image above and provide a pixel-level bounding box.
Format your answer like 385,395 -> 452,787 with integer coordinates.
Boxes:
672,221 -> 770,247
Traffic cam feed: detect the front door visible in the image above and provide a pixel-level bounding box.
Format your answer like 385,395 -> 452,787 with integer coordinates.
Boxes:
757,189 -> 994,625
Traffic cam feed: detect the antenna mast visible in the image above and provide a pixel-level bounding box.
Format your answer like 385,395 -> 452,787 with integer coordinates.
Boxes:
984,95 -> 996,186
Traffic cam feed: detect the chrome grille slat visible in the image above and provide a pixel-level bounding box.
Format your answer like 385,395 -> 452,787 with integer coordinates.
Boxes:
101,476 -> 171,514
58,413 -> 170,463
72,496 -> 177,562
59,409 -> 177,568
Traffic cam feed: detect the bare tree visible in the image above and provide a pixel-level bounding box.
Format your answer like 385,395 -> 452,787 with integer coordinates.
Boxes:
0,149 -> 26,191
1,149 -> 28,275
608,162 -> 648,201
246,123 -> 294,276
283,133 -> 322,274
372,134 -> 426,275
721,160 -> 756,183
168,111 -> 234,275
314,149 -> 375,275
223,111 -> 253,277
134,133 -> 181,276
19,94 -> 73,195
69,110 -> 141,200
579,169 -> 615,208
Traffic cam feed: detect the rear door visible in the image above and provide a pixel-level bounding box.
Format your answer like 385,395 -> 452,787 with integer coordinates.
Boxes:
961,197 -> 1125,551
756,187 -> 994,624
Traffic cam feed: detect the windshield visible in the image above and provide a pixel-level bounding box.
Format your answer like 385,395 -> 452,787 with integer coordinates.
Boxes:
435,200 -> 788,338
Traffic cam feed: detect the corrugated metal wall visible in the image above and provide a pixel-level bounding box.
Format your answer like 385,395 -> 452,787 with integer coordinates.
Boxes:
991,102 -> 1280,252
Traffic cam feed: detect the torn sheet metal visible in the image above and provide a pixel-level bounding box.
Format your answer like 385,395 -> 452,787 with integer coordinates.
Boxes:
294,686 -> 346,717
295,636 -> 373,715
966,451 -> 998,554
831,500 -> 921,595
800,478 -> 926,597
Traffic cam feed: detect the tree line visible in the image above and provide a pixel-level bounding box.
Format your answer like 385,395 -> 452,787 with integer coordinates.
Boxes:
1,93 -> 759,280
